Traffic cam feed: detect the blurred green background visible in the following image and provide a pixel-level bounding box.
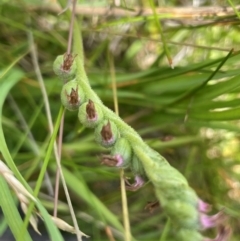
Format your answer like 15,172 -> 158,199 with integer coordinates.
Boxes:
0,0 -> 240,240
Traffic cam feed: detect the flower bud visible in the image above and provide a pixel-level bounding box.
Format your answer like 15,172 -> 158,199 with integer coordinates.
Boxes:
110,138 -> 132,168
61,79 -> 85,111
78,100 -> 104,128
95,120 -> 118,147
131,155 -> 145,177
53,53 -> 77,81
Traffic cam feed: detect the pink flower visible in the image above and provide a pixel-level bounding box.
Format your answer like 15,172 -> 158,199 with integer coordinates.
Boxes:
198,199 -> 212,213
125,175 -> 145,191
200,211 -> 226,230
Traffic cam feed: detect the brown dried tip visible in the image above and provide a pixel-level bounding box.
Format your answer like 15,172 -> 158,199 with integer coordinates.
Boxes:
144,201 -> 159,213
101,121 -> 113,142
65,87 -> 79,105
216,225 -> 232,241
205,225 -> 232,241
100,155 -> 118,167
62,53 -> 77,71
124,175 -> 144,191
86,99 -> 96,119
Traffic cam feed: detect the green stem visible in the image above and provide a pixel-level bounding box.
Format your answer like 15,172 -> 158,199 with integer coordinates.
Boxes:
0,177 -> 32,241
227,0 -> 240,19
20,106 -> 64,240
149,0 -> 172,68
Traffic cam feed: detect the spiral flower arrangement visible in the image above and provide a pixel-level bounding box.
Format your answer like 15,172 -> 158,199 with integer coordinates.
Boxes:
53,53 -> 231,241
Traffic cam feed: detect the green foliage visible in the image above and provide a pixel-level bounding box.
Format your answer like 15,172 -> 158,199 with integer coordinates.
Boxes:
1,0 -> 240,241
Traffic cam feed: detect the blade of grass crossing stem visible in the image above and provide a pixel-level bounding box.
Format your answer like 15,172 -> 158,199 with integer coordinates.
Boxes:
159,218 -> 171,241
189,106 -> 240,121
227,0 -> 240,19
168,49 -> 233,106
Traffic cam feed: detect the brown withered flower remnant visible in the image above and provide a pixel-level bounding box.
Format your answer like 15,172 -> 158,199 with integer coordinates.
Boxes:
124,175 -> 145,191
144,201 -> 160,213
62,53 -> 77,71
100,155 -> 118,167
101,121 -> 113,142
86,99 -> 96,120
65,87 -> 79,105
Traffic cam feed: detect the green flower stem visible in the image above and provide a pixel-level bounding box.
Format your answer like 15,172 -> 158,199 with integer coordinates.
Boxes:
149,0 -> 172,67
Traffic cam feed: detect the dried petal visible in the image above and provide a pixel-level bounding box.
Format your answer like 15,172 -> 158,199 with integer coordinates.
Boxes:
0,160 -> 13,175
51,216 -> 89,237
125,175 -> 145,191
144,201 -> 159,213
200,210 -> 226,230
21,202 -> 41,235
17,192 -> 30,205
3,173 -> 36,202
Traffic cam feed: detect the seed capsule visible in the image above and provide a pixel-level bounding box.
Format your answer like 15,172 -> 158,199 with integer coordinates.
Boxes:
78,100 -> 104,128
94,120 -> 118,147
131,155 -> 145,177
53,53 -> 77,81
61,79 -> 85,111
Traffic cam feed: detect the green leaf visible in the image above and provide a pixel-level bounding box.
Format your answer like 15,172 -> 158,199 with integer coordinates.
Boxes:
0,68 -> 64,241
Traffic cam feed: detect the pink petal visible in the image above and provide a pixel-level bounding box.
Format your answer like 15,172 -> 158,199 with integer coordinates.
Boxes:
125,175 -> 144,191
200,211 -> 225,230
198,199 -> 212,213
115,154 -> 124,167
